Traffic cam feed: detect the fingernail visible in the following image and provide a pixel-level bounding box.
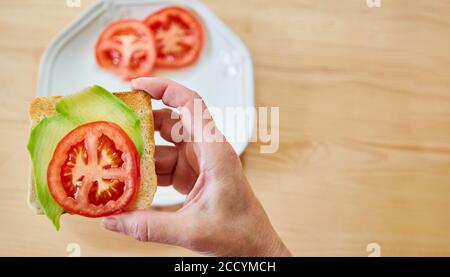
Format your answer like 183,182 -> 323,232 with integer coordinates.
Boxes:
131,78 -> 140,89
131,79 -> 136,88
101,217 -> 119,231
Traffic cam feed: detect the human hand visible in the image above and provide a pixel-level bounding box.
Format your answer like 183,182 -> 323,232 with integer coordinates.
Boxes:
101,77 -> 291,257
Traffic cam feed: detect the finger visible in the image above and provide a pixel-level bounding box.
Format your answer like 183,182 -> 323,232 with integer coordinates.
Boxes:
132,77 -> 199,109
133,77 -> 211,142
156,145 -> 197,192
155,145 -> 178,175
172,152 -> 198,195
133,77 -> 230,171
155,145 -> 198,190
133,77 -> 225,143
153,109 -> 181,144
101,210 -> 188,246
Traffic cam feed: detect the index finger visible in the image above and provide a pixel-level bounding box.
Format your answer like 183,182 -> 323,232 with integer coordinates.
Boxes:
131,77 -> 201,110
132,77 -> 211,143
131,77 -> 232,168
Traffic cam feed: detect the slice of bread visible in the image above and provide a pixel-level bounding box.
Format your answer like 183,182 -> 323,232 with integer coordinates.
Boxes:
28,91 -> 157,214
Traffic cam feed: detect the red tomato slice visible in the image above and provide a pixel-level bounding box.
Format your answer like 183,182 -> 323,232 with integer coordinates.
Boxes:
144,6 -> 203,68
47,121 -> 140,217
95,20 -> 156,80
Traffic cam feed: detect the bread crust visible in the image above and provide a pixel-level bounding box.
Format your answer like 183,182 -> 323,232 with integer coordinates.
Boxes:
28,91 -> 157,214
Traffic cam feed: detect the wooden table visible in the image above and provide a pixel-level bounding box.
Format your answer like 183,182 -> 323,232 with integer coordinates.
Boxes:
1,0 -> 450,256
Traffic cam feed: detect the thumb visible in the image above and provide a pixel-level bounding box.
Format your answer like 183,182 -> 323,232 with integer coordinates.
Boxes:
101,210 -> 186,245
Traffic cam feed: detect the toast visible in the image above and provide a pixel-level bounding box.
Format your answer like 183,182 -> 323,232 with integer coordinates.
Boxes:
27,91 -> 157,214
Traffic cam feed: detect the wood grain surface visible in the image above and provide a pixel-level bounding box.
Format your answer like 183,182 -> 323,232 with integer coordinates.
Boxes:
0,0 -> 449,256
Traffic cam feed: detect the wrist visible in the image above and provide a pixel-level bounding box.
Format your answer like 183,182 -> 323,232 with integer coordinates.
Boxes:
250,229 -> 292,257
260,235 -> 292,257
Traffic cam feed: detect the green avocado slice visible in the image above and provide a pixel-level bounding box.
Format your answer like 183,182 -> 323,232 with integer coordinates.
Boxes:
55,85 -> 143,155
27,86 -> 143,229
27,114 -> 76,230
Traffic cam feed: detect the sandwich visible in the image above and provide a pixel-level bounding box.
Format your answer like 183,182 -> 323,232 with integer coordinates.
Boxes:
27,86 -> 157,230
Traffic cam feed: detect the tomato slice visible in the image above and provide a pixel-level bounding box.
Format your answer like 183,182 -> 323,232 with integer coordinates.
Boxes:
47,121 -> 140,217
144,6 -> 203,68
95,19 -> 156,80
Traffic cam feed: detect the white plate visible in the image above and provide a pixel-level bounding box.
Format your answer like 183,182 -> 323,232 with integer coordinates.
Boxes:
37,0 -> 254,206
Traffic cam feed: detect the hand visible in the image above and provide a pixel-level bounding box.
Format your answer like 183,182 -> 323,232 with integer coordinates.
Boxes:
101,77 -> 291,257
